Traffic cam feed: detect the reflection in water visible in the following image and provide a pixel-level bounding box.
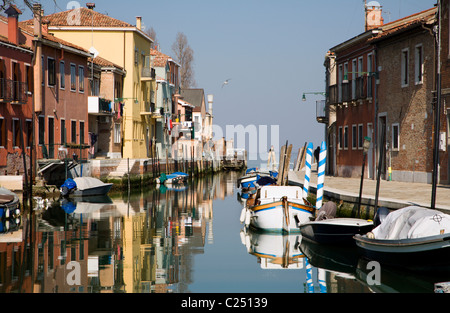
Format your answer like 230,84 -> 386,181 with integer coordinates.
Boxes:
1,171 -> 450,293
0,172 -> 237,293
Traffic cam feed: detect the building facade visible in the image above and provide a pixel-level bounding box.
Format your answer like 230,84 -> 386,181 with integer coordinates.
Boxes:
28,6 -> 155,159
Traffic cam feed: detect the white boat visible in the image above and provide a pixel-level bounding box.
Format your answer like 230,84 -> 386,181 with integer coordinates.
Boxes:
354,206 -> 450,272
240,185 -> 315,233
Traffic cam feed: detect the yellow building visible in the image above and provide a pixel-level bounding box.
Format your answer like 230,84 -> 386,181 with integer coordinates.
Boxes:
25,6 -> 156,159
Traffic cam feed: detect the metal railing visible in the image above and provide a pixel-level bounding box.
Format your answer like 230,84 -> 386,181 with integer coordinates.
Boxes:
0,79 -> 28,103
38,142 -> 89,161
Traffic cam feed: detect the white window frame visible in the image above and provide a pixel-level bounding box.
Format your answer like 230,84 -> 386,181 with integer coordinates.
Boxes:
114,123 -> 121,144
415,44 -> 424,85
401,48 -> 409,87
70,63 -> 77,92
392,123 -> 400,151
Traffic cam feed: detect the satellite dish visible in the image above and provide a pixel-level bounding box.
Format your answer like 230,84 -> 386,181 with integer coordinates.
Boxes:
89,46 -> 99,58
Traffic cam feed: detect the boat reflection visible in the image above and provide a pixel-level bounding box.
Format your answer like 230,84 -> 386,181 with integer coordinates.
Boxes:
240,227 -> 304,269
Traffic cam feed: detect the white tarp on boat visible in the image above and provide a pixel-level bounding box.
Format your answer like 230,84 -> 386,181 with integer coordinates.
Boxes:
73,177 -> 108,191
259,186 -> 303,204
371,206 -> 450,240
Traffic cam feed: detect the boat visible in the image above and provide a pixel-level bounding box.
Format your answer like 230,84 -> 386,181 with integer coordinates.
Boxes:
61,195 -> 113,216
156,172 -> 188,185
299,201 -> 374,245
0,187 -> 21,233
60,177 -> 113,197
241,185 -> 315,233
354,206 -> 450,273
237,168 -> 278,191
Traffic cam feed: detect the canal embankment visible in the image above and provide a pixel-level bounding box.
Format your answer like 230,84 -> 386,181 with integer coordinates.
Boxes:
288,170 -> 450,215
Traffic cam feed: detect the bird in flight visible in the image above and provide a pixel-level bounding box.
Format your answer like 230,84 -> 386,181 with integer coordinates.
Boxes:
222,79 -> 231,88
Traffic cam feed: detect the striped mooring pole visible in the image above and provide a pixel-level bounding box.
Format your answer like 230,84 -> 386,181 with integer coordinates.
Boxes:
316,141 -> 327,210
302,143 -> 313,200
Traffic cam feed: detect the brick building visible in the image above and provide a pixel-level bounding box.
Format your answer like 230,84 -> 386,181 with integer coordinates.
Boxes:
0,6 -> 33,175
370,8 -> 437,183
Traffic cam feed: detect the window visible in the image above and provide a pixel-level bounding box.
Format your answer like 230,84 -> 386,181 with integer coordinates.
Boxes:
79,121 -> 85,145
352,124 -> 357,150
38,116 -> 45,145
134,47 -> 139,65
70,64 -> 76,91
401,48 -> 409,87
352,59 -> 357,100
415,45 -> 423,84
61,119 -> 66,144
26,119 -> 32,148
338,126 -> 343,150
344,126 -> 349,149
41,56 -> 44,86
0,118 -> 5,147
26,65 -> 33,92
392,123 -> 400,151
78,66 -> 84,92
60,61 -> 65,89
358,124 -> 364,149
114,123 -> 121,144
12,119 -> 20,147
71,120 -> 77,143
367,53 -> 373,97
48,58 -> 56,86
338,65 -> 343,103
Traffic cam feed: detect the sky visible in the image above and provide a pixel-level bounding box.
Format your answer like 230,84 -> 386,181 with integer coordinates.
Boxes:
21,0 -> 438,162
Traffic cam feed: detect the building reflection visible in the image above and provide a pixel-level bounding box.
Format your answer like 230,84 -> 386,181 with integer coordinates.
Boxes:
0,171 -> 239,293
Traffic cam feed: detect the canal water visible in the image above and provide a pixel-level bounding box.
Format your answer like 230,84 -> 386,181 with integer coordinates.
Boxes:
1,171 -> 450,293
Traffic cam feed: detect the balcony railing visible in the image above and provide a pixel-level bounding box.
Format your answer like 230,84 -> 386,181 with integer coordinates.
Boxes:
141,67 -> 156,80
316,100 -> 327,124
88,96 -> 112,115
0,79 -> 28,104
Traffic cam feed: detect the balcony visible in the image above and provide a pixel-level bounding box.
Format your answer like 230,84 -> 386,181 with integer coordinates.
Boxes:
88,96 -> 112,115
141,67 -> 156,81
316,100 -> 327,124
0,79 -> 28,104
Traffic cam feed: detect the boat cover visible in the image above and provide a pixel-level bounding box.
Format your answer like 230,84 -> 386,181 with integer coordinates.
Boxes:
371,206 -> 450,240
315,201 -> 337,221
73,177 -> 109,191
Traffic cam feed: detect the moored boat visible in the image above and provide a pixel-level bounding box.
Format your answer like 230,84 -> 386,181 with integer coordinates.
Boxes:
241,185 -> 315,233
354,206 -> 450,272
60,177 -> 113,197
156,172 -> 188,185
299,201 -> 374,245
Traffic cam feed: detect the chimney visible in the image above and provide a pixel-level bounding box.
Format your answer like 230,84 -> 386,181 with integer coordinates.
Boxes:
5,5 -> 21,45
33,3 -> 42,38
136,16 -> 142,30
365,1 -> 384,31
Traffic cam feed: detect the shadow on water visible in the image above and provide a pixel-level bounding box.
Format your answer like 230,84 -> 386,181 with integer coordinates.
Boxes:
1,170 -> 450,293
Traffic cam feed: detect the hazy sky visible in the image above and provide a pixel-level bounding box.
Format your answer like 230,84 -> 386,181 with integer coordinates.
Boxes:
23,0 -> 437,161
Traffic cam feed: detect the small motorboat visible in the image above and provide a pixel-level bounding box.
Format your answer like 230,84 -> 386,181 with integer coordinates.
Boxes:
241,185 -> 315,233
0,187 -> 21,233
156,172 -> 188,185
60,177 -> 113,197
299,202 -> 374,245
354,206 -> 450,273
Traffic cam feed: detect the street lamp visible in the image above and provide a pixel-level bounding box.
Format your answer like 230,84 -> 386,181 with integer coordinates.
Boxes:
357,136 -> 371,217
302,92 -> 326,102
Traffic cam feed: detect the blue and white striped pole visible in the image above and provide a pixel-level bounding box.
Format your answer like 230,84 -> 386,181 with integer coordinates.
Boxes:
303,143 -> 313,200
316,141 -> 327,210
305,258 -> 314,293
318,268 -> 327,293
